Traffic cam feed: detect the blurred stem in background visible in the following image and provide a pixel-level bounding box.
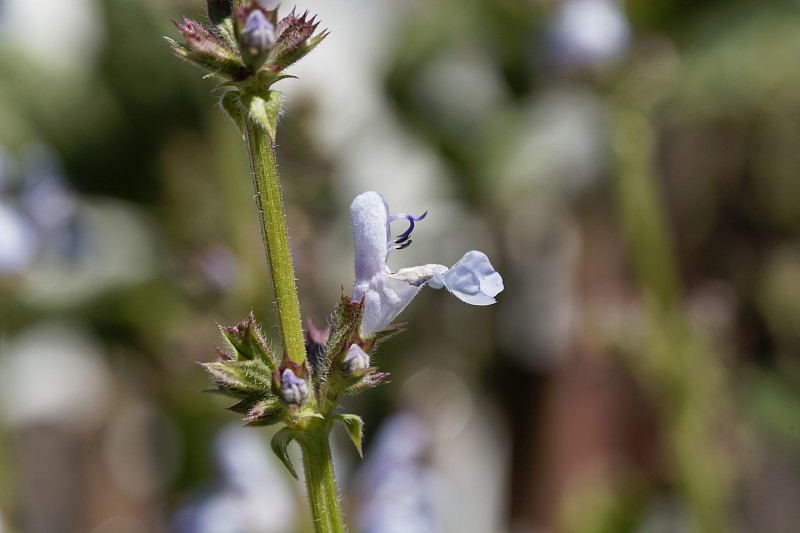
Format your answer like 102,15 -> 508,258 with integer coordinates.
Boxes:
611,67 -> 733,531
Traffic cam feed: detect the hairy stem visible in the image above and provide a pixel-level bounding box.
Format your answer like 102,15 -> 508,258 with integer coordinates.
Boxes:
298,422 -> 345,533
244,119 -> 306,365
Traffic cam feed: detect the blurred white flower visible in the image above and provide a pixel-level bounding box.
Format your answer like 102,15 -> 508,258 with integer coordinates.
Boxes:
550,0 -> 630,67
0,0 -> 103,72
356,413 -> 443,533
174,425 -> 297,533
351,191 -> 503,335
0,203 -> 38,274
0,322 -> 111,429
0,145 -> 157,301
19,149 -> 77,234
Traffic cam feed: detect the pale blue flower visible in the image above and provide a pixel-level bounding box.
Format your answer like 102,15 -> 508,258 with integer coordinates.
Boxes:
350,192 -> 503,335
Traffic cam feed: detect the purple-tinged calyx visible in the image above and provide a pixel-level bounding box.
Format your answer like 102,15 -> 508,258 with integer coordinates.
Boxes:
169,14 -> 246,77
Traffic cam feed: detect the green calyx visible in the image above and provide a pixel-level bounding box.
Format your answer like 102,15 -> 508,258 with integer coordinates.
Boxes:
168,1 -> 327,78
202,311 -> 319,428
167,2 -> 328,140
203,296 -> 403,475
310,293 -> 404,415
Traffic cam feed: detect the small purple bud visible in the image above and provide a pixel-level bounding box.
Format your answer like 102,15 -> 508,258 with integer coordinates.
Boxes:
242,9 -> 276,57
342,345 -> 370,374
279,368 -> 308,405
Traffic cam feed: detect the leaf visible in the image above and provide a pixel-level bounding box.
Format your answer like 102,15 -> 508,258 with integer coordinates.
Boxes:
333,414 -> 364,457
242,91 -> 281,140
220,91 -> 246,138
271,427 -> 300,479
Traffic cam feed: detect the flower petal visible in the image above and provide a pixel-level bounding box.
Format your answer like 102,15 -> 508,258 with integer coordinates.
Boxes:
389,264 -> 448,287
351,192 -> 391,287
358,274 -> 420,336
442,251 -> 503,306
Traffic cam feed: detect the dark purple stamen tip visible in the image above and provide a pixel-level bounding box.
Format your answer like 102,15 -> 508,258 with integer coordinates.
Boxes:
388,211 -> 428,246
395,239 -> 413,250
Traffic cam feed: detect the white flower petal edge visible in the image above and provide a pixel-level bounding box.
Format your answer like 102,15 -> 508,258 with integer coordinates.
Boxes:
350,191 -> 503,336
431,250 -> 504,306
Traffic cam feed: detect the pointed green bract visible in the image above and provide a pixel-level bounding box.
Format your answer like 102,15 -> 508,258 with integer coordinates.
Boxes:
371,323 -> 406,348
167,3 -> 326,90
168,16 -> 246,79
202,313 -> 304,429
333,414 -> 364,457
314,294 -> 397,400
342,371 -> 390,396
272,30 -> 329,71
221,91 -> 247,138
323,294 -> 364,371
242,91 -> 281,140
202,359 -> 273,397
244,398 -> 285,427
218,311 -> 276,369
271,427 -> 300,479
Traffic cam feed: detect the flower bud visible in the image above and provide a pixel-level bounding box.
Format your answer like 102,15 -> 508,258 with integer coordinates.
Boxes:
279,368 -> 308,405
234,1 -> 277,69
342,344 -> 370,374
241,9 -> 275,58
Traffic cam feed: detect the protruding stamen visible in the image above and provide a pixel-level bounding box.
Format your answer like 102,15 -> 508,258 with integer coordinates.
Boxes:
387,211 -> 427,247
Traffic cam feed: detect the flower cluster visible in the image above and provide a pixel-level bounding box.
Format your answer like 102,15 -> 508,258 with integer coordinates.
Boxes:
168,0 -> 326,79
201,190 -> 502,477
202,192 -> 502,435
202,312 -> 317,430
167,0 -> 327,139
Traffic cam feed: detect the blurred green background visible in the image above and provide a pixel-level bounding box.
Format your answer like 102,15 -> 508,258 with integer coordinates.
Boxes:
1,0 -> 800,532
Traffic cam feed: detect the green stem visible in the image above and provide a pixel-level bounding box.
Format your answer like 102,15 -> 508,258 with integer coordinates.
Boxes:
611,107 -> 681,311
298,423 -> 345,533
244,119 -> 306,365
612,104 -> 731,533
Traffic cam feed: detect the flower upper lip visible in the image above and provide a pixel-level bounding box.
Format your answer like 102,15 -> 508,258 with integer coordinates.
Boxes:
350,191 -> 504,336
